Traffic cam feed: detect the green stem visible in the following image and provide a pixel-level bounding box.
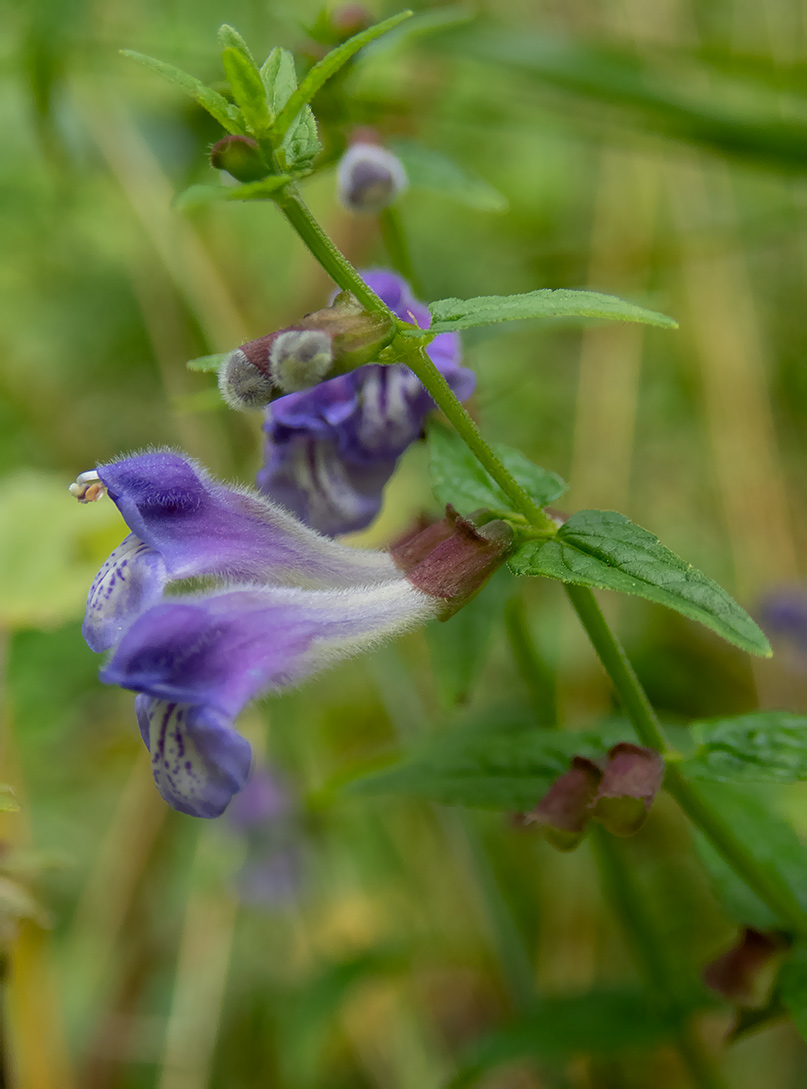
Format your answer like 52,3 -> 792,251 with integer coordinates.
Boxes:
593,829 -> 726,1089
566,583 -> 807,936
273,186 -> 389,314
276,184 -> 807,938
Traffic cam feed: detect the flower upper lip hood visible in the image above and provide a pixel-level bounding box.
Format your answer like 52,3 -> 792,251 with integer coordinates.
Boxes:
82,449 -> 401,654
257,269 -> 476,537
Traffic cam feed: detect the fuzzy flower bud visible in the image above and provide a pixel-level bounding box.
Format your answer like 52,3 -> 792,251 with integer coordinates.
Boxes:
210,135 -> 267,183
337,142 -> 408,214
219,344 -> 277,411
269,330 -> 334,393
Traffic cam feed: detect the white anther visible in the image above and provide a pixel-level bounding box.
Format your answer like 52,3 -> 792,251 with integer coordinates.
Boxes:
69,470 -> 106,503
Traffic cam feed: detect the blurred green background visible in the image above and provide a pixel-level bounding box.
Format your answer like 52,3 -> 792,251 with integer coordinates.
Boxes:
3,0 -> 807,1085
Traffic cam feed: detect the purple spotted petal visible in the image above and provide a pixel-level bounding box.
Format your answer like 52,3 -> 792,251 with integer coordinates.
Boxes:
83,534 -> 167,653
259,270 -> 475,535
85,451 -> 399,651
135,696 -> 252,818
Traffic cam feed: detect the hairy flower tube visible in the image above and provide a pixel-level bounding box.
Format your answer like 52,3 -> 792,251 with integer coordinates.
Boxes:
258,269 -> 476,536
74,452 -> 510,818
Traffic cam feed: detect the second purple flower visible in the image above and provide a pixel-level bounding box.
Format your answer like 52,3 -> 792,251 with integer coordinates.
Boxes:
256,270 -> 476,536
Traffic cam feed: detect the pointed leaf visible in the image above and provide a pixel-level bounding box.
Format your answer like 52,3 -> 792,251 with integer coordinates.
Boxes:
428,288 -> 678,333
346,707 -> 633,811
120,50 -> 245,133
221,45 -> 273,135
428,422 -> 567,518
509,509 -> 770,657
272,11 -> 414,144
217,23 -> 256,65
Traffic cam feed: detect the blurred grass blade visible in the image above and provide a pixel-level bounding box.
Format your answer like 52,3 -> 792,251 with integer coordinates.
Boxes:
272,10 -> 413,143
391,139 -> 508,212
120,50 -> 245,133
456,30 -> 807,171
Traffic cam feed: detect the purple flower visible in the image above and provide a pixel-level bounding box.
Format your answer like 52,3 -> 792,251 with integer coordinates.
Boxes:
759,588 -> 807,651
78,450 -> 402,654
257,270 -> 476,536
75,451 -> 441,818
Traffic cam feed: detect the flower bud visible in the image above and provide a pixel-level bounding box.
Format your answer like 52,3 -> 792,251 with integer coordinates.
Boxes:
218,344 -> 276,411
331,4 -> 373,39
523,757 -> 603,852
589,743 -> 665,837
269,329 -> 334,393
210,135 -> 267,183
703,928 -> 788,1008
337,142 -> 408,214
298,291 -> 395,372
393,508 -> 514,619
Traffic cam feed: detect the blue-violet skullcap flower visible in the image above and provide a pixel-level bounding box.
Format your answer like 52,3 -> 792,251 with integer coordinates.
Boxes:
74,449 -> 404,654
227,766 -> 305,905
337,141 -> 408,214
257,269 -> 475,536
758,586 -> 807,651
106,580 -> 438,818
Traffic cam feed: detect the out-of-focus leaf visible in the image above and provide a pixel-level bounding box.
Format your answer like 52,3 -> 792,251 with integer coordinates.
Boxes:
272,11 -> 414,144
455,30 -> 807,172
448,989 -> 693,1088
428,289 -> 678,333
0,471 -> 123,630
428,422 -> 567,518
221,46 -> 272,135
346,707 -> 633,811
0,876 -> 50,930
120,50 -> 244,133
426,567 -> 514,709
359,5 -> 475,60
780,943 -> 807,1042
681,712 -> 807,783
0,785 -> 19,813
280,945 -> 406,1085
173,176 -> 292,211
692,783 -> 807,930
390,139 -> 508,212
510,510 -> 771,657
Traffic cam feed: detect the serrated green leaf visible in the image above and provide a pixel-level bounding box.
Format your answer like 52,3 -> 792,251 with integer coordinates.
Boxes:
260,47 -> 298,111
780,944 -> 807,1042
428,288 -> 678,333
120,50 -> 245,134
692,783 -> 807,929
174,175 -> 292,211
681,712 -> 807,783
510,510 -> 770,657
272,11 -> 413,145
217,23 -> 256,65
186,353 -> 228,373
428,422 -> 567,518
389,139 -> 507,212
346,707 -> 633,811
221,46 -> 272,135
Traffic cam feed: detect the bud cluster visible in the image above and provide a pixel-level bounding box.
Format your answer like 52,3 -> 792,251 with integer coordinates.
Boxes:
218,292 -> 395,411
523,742 -> 665,850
